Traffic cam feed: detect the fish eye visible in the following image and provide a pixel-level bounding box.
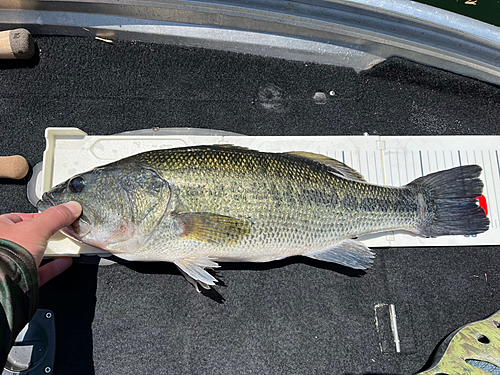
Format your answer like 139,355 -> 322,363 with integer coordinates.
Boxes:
68,176 -> 85,193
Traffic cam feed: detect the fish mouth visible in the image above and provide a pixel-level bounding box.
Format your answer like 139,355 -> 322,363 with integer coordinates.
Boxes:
37,192 -> 92,239
70,214 -> 93,239
37,192 -> 56,212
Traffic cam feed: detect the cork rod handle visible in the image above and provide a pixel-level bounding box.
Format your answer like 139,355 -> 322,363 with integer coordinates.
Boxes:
0,29 -> 35,59
0,156 -> 30,179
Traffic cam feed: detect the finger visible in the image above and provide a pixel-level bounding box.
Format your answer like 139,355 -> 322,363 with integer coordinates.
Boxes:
0,213 -> 24,224
30,202 -> 82,239
0,213 -> 38,225
38,257 -> 73,286
17,213 -> 39,221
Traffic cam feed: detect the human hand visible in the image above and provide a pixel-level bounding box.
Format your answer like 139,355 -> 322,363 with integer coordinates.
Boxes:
0,202 -> 82,286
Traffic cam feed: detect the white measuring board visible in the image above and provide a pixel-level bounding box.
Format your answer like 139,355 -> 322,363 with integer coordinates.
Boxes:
37,128 -> 499,257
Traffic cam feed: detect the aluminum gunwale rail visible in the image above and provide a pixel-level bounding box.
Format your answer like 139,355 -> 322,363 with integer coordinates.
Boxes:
1,0 -> 500,85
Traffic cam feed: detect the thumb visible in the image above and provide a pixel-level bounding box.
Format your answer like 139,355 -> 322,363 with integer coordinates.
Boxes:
32,202 -> 82,240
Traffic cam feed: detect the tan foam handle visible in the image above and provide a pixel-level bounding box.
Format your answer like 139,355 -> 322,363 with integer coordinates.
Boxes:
0,30 -> 13,58
0,155 -> 29,179
0,29 -> 34,59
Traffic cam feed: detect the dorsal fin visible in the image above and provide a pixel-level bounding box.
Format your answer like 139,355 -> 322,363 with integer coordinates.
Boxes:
285,151 -> 366,182
214,144 -> 250,151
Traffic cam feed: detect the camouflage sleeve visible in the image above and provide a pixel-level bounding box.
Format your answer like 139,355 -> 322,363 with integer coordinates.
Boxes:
0,239 -> 39,368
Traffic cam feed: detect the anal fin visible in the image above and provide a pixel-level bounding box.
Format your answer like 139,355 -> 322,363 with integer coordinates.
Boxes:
174,257 -> 221,291
305,239 -> 375,270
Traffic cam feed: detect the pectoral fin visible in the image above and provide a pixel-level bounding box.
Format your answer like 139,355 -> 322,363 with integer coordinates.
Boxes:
174,212 -> 251,245
174,257 -> 220,290
305,239 -> 374,269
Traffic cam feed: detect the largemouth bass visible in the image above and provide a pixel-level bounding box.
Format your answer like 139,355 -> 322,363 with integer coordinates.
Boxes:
37,145 -> 489,289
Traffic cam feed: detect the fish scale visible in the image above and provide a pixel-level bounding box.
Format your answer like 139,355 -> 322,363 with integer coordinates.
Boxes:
38,145 -> 489,289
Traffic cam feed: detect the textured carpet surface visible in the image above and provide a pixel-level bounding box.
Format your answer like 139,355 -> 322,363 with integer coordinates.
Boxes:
1,36 -> 499,375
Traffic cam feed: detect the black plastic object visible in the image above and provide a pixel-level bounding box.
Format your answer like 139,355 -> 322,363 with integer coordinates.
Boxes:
2,309 -> 56,375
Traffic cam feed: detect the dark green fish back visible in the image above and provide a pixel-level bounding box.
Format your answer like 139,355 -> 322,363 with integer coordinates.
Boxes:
134,145 -> 331,184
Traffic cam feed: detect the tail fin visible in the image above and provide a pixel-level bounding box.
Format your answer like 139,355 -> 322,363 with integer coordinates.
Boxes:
408,165 -> 489,237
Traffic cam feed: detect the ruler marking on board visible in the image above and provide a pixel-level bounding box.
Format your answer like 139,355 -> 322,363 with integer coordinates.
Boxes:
419,151 -> 424,176
411,151 -> 417,181
404,151 -> 409,184
396,152 -> 402,186
365,150 -> 370,182
387,151 -> 392,185
358,150 -> 362,177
